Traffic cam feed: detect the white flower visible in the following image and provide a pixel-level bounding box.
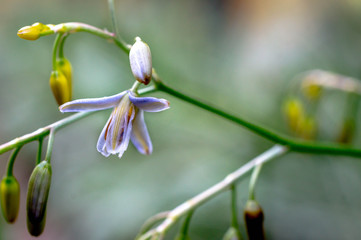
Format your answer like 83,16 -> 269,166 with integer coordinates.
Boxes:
59,90 -> 169,158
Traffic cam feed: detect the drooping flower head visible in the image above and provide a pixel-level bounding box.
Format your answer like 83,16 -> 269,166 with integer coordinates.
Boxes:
59,90 -> 169,158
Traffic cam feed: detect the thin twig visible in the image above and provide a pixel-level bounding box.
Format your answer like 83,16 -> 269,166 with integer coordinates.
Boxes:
139,145 -> 288,239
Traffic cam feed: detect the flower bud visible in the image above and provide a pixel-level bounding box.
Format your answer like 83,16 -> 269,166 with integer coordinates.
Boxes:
0,176 -> 20,223
26,161 -> 52,237
56,58 -> 73,99
283,97 -> 304,133
17,22 -> 51,41
223,227 -> 243,240
129,37 -> 152,85
49,70 -> 71,106
244,200 -> 265,240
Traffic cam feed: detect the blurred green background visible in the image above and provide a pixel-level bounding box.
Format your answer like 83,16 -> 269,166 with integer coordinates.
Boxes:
1,0 -> 361,239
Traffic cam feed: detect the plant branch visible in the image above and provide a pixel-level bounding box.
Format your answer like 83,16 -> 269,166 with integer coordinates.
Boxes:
155,81 -> 361,158
0,86 -> 156,156
139,145 -> 288,239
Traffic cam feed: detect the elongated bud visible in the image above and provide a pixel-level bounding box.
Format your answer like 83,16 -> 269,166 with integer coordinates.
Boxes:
283,97 -> 304,133
17,22 -> 52,41
298,116 -> 317,140
0,176 -> 20,223
56,58 -> 72,99
337,119 -> 355,144
302,79 -> 322,101
26,161 -> 52,237
49,70 -> 71,105
223,227 -> 243,240
129,37 -> 152,85
244,200 -> 265,240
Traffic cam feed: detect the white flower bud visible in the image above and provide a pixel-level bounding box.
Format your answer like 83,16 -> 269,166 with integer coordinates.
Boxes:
129,37 -> 152,85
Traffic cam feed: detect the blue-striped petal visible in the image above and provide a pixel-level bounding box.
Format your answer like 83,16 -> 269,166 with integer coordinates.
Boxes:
59,91 -> 126,112
129,92 -> 170,112
130,110 -> 152,155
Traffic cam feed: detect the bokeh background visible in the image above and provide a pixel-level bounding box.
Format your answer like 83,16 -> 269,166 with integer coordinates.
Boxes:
1,0 -> 361,239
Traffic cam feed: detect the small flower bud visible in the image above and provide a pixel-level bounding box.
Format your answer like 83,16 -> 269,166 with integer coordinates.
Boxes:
244,200 -> 265,240
283,97 -> 304,133
26,161 -> 52,237
129,37 -> 152,85
56,58 -> 73,100
0,176 -> 20,223
49,70 -> 71,106
17,22 -> 52,41
17,25 -> 41,40
223,227 -> 243,240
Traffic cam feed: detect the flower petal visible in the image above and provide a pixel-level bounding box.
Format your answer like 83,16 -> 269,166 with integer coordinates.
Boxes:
129,92 -> 170,112
96,114 -> 112,157
103,97 -> 136,158
130,110 -> 153,155
59,91 -> 126,112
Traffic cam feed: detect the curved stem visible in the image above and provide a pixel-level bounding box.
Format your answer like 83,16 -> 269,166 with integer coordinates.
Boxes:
139,145 -> 288,239
135,212 -> 169,240
52,34 -> 63,70
156,81 -> 361,158
108,0 -> 119,39
178,210 -> 194,239
6,147 -> 22,177
58,34 -> 68,59
45,129 -> 55,163
36,137 -> 43,165
53,22 -> 130,53
248,164 -> 263,200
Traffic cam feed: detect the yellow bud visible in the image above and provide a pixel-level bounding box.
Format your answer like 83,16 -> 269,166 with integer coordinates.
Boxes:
298,116 -> 317,140
17,25 -> 41,40
56,58 -> 72,99
303,83 -> 322,100
0,176 -> 20,223
283,98 -> 304,132
17,22 -> 52,40
26,161 -> 52,237
49,70 -> 71,106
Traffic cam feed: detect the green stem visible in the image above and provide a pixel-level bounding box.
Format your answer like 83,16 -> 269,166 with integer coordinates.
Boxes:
178,210 -> 194,239
108,0 -> 119,39
135,212 -> 169,240
58,34 -> 68,59
52,34 -> 63,70
248,164 -> 263,200
156,82 -> 361,158
36,137 -> 43,165
6,147 -> 22,177
45,129 -> 55,163
230,185 -> 239,229
230,184 -> 243,239
139,145 -> 287,239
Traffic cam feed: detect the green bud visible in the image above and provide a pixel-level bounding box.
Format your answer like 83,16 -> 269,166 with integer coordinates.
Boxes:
244,200 -> 265,240
223,227 -> 243,240
26,161 -> 52,237
0,176 -> 20,223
